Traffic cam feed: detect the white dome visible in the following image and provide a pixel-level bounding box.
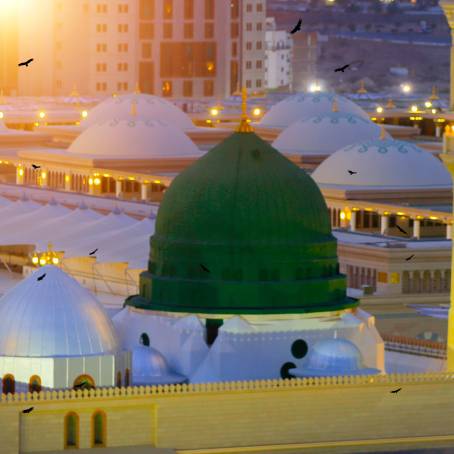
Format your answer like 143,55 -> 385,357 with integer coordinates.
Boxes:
260,92 -> 370,129
0,265 -> 119,357
81,93 -> 195,131
273,112 -> 387,155
312,138 -> 452,189
67,118 -> 202,159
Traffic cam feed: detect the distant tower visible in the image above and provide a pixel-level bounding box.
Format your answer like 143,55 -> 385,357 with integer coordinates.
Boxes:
441,1 -> 454,110
429,85 -> 439,101
357,80 -> 367,94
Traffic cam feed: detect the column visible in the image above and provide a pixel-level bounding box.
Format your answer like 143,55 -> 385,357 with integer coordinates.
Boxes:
380,214 -> 389,235
141,182 -> 149,201
413,219 -> 421,239
115,180 -> 122,198
88,176 -> 95,195
40,169 -> 48,188
64,173 -> 72,191
447,223 -> 453,240
16,166 -> 24,185
436,125 -> 441,138
349,210 -> 357,232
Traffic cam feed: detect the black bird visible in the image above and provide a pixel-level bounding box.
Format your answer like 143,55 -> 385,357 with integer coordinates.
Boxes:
89,248 -> 98,256
334,64 -> 350,73
37,273 -> 46,282
31,164 -> 41,170
405,254 -> 415,261
290,19 -> 302,35
18,58 -> 34,67
200,264 -> 210,273
390,388 -> 402,394
74,380 -> 89,389
347,170 -> 358,175
396,225 -> 408,236
22,407 -> 34,414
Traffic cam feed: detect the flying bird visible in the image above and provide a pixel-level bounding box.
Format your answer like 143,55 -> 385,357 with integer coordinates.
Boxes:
396,225 -> 408,236
290,19 -> 302,35
405,254 -> 415,261
347,170 -> 358,175
22,407 -> 34,414
390,388 -> 402,394
74,380 -> 89,389
31,164 -> 41,170
89,248 -> 98,256
37,273 -> 46,282
334,64 -> 350,73
18,58 -> 34,67
200,264 -> 210,273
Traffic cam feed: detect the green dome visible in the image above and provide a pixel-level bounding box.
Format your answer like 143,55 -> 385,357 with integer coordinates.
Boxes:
129,131 -> 357,314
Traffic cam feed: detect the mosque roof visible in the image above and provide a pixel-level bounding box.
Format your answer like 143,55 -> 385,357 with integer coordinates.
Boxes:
273,111 -> 388,155
67,118 -> 203,159
259,92 -> 370,129
0,265 -> 119,357
312,138 -> 452,189
81,92 -> 195,131
130,131 -> 357,315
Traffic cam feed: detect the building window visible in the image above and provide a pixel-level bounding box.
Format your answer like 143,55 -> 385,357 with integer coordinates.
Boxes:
118,24 -> 129,33
125,368 -> 130,387
140,0 -> 154,19
256,60 -> 262,69
117,62 -> 128,71
246,80 -> 251,88
377,272 -> 388,283
64,412 -> 79,449
184,23 -> 194,39
246,42 -> 252,50
140,23 -> 154,39
96,24 -> 107,32
256,79 -> 262,88
29,375 -> 42,393
118,43 -> 128,52
205,0 -> 214,19
204,80 -> 214,97
140,332 -> 150,346
246,23 -> 252,32
96,63 -> 107,72
142,42 -> 152,58
163,0 -> 172,19
183,80 -> 193,97
96,43 -> 107,52
246,61 -> 252,69
73,374 -> 95,390
117,82 -> 128,91
116,371 -> 122,387
118,3 -> 128,13
232,42 -> 238,57
205,22 -> 214,39
96,4 -> 107,13
390,272 -> 400,284
231,0 -> 239,19
184,0 -> 194,19
231,23 -> 239,38
246,3 -> 252,12
2,374 -> 15,395
163,23 -> 173,39
257,23 -> 262,31
92,411 -> 106,447
256,41 -> 262,50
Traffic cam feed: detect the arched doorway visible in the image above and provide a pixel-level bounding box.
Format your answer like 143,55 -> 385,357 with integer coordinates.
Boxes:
73,374 -> 95,390
91,411 -> 107,447
124,368 -> 130,387
2,374 -> 15,395
140,333 -> 150,347
29,375 -> 42,393
116,371 -> 122,387
64,412 -> 79,448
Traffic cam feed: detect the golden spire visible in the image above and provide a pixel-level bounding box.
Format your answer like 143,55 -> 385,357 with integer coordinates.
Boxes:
380,124 -> 386,140
332,98 -> 339,112
386,98 -> 395,109
237,87 -> 254,133
130,99 -> 137,117
134,82 -> 140,94
112,92 -> 118,98
429,85 -> 439,101
357,80 -> 367,94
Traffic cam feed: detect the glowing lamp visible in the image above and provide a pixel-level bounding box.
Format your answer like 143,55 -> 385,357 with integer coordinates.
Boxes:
32,256 -> 39,265
39,258 -> 46,266
401,83 -> 412,94
65,175 -> 70,182
52,257 -> 59,265
431,109 -> 437,114
94,177 -> 101,186
396,212 -> 405,216
308,82 -> 322,93
376,106 -> 383,114
340,211 -> 346,220
424,101 -> 432,108
429,216 -> 438,220
210,108 -> 219,117
38,111 -> 46,119
410,105 -> 418,113
18,168 -> 24,176
88,178 -> 93,185
41,172 -> 46,180
0,112 -> 3,119
252,108 -> 262,117
154,180 -> 161,184
81,110 -> 88,118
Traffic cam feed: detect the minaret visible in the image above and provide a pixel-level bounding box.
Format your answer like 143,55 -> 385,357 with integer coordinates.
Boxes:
357,80 -> 367,94
331,98 -> 339,113
429,85 -> 439,101
386,98 -> 395,109
134,82 -> 140,94
379,124 -> 386,140
237,87 -> 254,133
130,98 -> 138,117
441,1 -> 454,109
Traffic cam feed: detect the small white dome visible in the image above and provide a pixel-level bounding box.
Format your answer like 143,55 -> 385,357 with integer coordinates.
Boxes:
260,92 -> 370,129
81,93 -> 195,131
67,118 -> 202,159
132,345 -> 186,385
0,265 -> 119,357
290,338 -> 380,377
273,112 -> 387,155
312,138 -> 452,189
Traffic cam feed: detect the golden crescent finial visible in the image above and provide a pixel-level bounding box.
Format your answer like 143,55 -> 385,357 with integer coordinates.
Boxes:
237,87 -> 254,133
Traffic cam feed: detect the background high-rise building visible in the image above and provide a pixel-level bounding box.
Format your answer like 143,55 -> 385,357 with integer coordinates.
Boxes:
0,2 -> 19,96
14,0 -> 267,99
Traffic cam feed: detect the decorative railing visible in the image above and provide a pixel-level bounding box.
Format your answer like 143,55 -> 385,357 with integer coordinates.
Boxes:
382,334 -> 447,350
3,372 -> 454,403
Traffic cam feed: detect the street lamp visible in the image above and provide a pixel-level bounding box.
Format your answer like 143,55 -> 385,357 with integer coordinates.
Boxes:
401,83 -> 412,94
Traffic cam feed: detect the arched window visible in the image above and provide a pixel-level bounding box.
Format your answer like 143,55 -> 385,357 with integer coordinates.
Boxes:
116,371 -> 122,387
92,411 -> 107,447
64,412 -> 79,449
124,368 -> 130,387
73,374 -> 95,390
2,374 -> 15,395
29,375 -> 42,393
140,333 -> 150,347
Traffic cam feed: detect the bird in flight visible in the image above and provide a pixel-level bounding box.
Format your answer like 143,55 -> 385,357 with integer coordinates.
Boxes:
334,60 -> 364,73
390,388 -> 402,394
200,264 -> 210,273
396,225 -> 408,236
89,248 -> 98,256
37,273 -> 46,282
18,58 -> 34,67
31,164 -> 41,170
347,170 -> 358,175
22,407 -> 34,414
334,64 -> 350,73
405,254 -> 415,261
290,19 -> 302,35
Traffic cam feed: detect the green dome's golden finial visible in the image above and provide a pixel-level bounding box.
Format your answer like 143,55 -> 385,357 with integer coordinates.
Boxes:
237,87 -> 254,133
134,82 -> 140,94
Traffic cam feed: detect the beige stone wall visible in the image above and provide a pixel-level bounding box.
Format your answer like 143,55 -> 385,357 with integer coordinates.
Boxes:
1,373 -> 454,453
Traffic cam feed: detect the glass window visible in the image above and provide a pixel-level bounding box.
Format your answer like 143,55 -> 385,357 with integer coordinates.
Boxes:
184,0 -> 193,19
2,374 -> 14,395
205,0 -> 214,19
92,411 -> 106,447
29,375 -> 42,393
140,23 -> 154,39
183,80 -> 193,97
65,412 -> 79,448
205,22 -> 214,39
184,23 -> 194,39
140,0 -> 154,19
116,371 -> 122,387
231,0 -> 239,19
204,80 -> 213,97
163,0 -> 172,19
163,23 -> 172,39
125,369 -> 130,387
142,42 -> 152,58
